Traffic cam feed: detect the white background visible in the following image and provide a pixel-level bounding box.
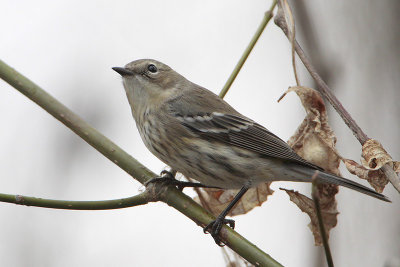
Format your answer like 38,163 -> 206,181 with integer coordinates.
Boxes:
0,1 -> 399,266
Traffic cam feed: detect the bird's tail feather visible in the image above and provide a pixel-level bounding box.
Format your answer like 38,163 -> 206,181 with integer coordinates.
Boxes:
292,165 -> 390,202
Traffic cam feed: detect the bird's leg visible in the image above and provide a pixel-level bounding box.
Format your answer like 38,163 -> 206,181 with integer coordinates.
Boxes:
203,182 -> 251,246
145,170 -> 220,191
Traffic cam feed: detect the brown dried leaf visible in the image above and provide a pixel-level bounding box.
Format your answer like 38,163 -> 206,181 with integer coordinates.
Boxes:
341,140 -> 400,192
343,158 -> 389,193
194,183 -> 273,217
280,86 -> 339,245
342,139 -> 400,193
361,139 -> 394,170
282,86 -> 341,175
281,188 -> 338,246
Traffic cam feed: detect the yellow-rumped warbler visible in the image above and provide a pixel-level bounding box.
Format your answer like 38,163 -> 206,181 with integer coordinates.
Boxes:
113,59 -> 389,245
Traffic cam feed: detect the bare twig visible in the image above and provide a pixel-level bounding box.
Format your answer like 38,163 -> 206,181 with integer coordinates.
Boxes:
280,0 -> 300,86
311,172 -> 334,267
274,5 -> 400,193
381,166 -> 400,193
0,192 -> 150,210
219,0 -> 277,98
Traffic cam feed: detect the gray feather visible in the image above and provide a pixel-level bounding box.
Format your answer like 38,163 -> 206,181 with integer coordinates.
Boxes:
290,164 -> 390,202
167,86 -> 321,170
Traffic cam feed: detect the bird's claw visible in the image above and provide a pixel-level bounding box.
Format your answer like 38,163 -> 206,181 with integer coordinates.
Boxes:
160,170 -> 175,179
203,217 -> 235,246
144,170 -> 186,191
144,170 -> 176,186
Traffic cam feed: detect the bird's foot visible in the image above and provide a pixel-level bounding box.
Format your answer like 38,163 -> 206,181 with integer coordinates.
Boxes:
203,217 -> 235,246
145,170 -> 211,191
144,170 -> 181,189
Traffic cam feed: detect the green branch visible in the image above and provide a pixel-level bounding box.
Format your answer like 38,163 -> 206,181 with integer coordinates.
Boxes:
0,60 -> 153,185
219,0 -> 277,98
0,192 -> 150,210
0,59 -> 283,267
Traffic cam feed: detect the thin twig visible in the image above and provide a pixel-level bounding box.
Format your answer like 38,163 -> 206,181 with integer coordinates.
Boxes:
281,0 -> 300,85
381,166 -> 400,193
219,0 -> 277,98
311,172 -> 334,267
274,6 -> 400,193
0,59 -> 283,267
0,192 -> 150,210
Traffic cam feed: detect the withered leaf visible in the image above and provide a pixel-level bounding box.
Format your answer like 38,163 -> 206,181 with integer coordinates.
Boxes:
282,86 -> 341,175
193,183 -> 273,217
361,139 -> 393,170
281,188 -> 338,246
343,158 -> 390,193
341,139 -> 399,192
280,86 -> 339,245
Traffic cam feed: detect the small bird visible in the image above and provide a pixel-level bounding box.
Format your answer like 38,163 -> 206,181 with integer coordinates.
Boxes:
113,59 -> 389,245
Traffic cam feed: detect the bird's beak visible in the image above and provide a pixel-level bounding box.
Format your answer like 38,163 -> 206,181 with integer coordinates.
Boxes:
112,67 -> 134,76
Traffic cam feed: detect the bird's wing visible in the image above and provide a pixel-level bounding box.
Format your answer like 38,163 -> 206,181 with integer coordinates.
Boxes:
167,89 -> 322,170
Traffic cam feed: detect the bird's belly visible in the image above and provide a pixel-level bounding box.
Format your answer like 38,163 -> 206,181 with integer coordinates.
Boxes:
137,119 -> 285,189
165,138 -> 282,189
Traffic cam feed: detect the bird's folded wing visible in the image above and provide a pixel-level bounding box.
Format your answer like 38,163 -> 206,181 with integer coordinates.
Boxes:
173,111 -> 322,170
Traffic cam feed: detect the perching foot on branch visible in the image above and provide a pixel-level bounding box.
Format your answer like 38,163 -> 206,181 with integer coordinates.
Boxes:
203,183 -> 250,246
204,216 -> 235,246
145,170 -> 220,191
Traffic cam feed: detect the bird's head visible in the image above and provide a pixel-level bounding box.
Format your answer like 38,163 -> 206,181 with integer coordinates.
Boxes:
113,59 -> 186,116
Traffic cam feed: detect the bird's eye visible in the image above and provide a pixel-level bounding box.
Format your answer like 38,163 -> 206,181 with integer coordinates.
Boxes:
147,64 -> 158,73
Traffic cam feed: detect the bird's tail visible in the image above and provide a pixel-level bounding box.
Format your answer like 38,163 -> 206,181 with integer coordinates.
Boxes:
291,165 -> 390,202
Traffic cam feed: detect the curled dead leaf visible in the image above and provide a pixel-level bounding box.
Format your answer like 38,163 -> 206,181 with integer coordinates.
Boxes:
340,139 -> 399,192
193,183 -> 273,217
282,86 -> 340,175
361,139 -> 394,170
280,86 -> 339,245
343,158 -> 390,193
281,188 -> 338,246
